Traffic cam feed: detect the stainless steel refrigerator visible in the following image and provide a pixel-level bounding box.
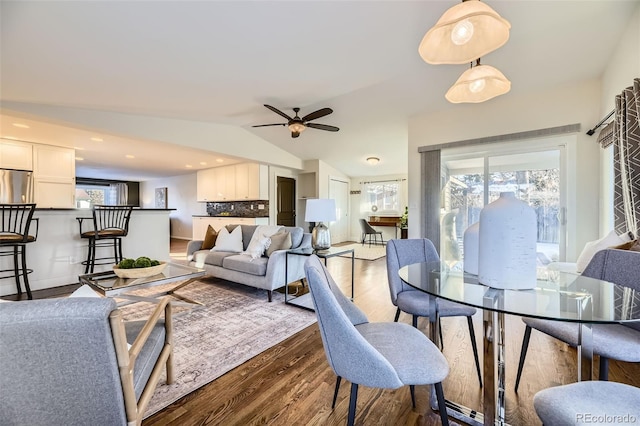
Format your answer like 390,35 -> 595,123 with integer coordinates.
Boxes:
0,169 -> 34,204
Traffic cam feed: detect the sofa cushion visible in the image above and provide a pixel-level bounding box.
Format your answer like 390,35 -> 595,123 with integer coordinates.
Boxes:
266,230 -> 292,257
201,250 -> 236,267
211,226 -> 243,253
283,226 -> 303,248
223,254 -> 268,276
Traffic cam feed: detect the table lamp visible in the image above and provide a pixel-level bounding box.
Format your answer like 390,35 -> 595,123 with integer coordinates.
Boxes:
305,198 -> 337,250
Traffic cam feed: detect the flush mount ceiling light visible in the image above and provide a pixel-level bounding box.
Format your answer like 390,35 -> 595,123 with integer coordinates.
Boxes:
445,59 -> 511,103
418,0 -> 510,65
366,157 -> 380,165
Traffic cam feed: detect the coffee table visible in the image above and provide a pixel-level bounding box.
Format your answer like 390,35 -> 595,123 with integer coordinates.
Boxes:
79,262 -> 206,309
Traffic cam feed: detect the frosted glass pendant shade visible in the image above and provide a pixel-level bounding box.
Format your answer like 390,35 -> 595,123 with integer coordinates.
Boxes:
418,0 -> 511,65
477,192 -> 537,290
445,64 -> 510,103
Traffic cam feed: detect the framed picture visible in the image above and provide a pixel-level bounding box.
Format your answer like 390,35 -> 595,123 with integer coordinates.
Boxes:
155,187 -> 167,208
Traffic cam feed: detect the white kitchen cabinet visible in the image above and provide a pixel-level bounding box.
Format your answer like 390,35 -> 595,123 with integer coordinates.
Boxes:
197,163 -> 267,202
33,144 -> 76,208
0,139 -> 33,171
192,216 -> 268,240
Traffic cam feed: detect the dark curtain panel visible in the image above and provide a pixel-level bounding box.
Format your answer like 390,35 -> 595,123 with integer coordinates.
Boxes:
613,78 -> 640,238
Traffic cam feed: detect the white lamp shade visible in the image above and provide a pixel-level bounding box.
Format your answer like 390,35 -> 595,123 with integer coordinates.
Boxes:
445,64 -> 510,103
418,0 -> 511,65
305,198 -> 337,222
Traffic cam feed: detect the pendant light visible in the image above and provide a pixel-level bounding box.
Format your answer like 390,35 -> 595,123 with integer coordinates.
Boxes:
445,59 -> 510,103
418,0 -> 510,65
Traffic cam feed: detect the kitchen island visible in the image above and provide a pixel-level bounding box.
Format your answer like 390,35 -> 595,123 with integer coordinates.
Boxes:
0,208 -> 172,296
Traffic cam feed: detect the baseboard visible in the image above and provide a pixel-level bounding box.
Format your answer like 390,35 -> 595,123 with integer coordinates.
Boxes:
170,236 -> 192,241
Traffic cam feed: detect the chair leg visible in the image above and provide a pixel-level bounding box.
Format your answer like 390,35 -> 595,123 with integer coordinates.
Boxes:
467,316 -> 482,388
347,383 -> 358,426
332,376 -> 342,409
412,315 -> 418,328
514,325 -> 532,393
599,357 -> 609,381
88,239 -> 96,273
394,307 -> 401,322
434,382 -> 449,426
19,245 -> 32,300
410,385 -> 416,408
438,319 -> 444,350
117,238 -> 124,264
12,246 -> 21,296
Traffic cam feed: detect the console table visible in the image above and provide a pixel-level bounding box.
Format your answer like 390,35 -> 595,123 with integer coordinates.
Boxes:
368,216 -> 401,239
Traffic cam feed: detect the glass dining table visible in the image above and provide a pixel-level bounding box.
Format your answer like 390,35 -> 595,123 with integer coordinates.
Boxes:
399,262 -> 640,426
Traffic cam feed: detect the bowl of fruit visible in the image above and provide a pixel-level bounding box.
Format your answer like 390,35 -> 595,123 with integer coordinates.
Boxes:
113,257 -> 167,279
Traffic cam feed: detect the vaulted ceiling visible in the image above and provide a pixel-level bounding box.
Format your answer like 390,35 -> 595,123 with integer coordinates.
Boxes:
1,1 -> 637,180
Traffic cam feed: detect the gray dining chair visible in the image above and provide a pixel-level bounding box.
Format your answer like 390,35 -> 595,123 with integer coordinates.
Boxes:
304,255 -> 450,426
386,238 -> 482,387
534,381 -> 640,425
359,218 -> 384,247
515,248 -> 640,393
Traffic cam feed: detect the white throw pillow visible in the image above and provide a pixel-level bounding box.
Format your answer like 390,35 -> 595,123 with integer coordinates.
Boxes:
575,230 -> 629,273
244,226 -> 283,259
211,225 -> 243,253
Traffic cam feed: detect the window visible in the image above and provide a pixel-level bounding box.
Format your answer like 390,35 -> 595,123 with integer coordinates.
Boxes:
362,181 -> 403,215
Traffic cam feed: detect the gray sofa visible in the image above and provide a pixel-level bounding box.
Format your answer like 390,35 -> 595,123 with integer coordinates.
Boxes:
187,224 -> 311,301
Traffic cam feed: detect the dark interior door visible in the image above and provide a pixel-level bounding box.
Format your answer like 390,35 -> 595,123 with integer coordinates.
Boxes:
277,176 -> 296,226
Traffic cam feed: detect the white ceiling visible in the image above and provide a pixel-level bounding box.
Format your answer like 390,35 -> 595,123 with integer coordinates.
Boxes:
1,1 -> 637,181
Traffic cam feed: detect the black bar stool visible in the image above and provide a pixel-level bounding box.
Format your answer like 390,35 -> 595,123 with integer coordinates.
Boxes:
77,205 -> 133,273
0,203 -> 38,300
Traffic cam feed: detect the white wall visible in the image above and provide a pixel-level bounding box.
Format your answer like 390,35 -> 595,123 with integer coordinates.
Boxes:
408,78 -> 603,261
140,173 -> 205,240
599,4 -> 640,235
349,174 -> 408,242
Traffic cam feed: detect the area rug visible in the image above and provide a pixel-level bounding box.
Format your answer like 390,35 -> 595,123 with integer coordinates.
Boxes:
337,242 -> 386,261
118,277 -> 317,418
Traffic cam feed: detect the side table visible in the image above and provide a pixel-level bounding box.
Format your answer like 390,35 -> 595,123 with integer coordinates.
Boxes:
285,246 -> 355,310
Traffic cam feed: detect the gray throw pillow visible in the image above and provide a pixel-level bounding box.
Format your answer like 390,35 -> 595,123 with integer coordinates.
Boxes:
266,231 -> 292,257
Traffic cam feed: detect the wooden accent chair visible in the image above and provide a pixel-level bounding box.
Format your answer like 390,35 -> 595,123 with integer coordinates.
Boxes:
0,203 -> 38,299
386,238 -> 482,387
515,248 -> 640,392
78,205 -> 133,273
0,296 -> 174,425
304,254 -> 450,426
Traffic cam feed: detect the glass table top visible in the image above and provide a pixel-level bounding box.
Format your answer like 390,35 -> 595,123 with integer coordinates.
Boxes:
399,262 -> 640,324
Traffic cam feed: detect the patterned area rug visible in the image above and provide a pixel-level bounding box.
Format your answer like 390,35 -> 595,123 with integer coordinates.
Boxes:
337,242 -> 386,261
119,277 -> 317,418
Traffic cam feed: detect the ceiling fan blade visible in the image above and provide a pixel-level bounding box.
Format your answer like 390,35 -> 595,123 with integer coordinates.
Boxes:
306,123 -> 339,132
264,104 -> 293,121
252,123 -> 286,128
301,107 -> 333,122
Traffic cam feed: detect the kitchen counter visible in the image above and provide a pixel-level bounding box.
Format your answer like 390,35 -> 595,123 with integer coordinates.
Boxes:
0,209 -> 171,296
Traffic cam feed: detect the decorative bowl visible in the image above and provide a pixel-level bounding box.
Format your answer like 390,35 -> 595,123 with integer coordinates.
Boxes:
113,261 -> 167,279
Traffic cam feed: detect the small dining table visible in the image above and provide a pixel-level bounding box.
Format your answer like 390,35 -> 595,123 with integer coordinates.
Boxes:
399,262 -> 640,426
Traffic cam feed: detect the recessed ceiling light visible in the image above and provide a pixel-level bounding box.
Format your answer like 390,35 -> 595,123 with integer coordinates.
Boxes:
75,157 -> 84,161
125,154 -> 135,159
199,162 -> 207,166
91,137 -> 103,142
215,158 -> 224,163
185,164 -> 193,168
12,123 -> 29,129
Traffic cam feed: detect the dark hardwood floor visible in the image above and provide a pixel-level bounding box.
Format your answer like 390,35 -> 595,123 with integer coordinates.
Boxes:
10,238 -> 640,425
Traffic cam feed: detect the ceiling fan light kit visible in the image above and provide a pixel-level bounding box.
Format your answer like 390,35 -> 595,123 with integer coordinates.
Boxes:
253,105 -> 339,138
419,0 -> 511,103
445,61 -> 511,103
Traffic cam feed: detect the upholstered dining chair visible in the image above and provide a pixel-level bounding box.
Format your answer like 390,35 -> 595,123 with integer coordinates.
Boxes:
359,218 -> 384,247
0,296 -> 173,426
386,238 -> 482,387
515,248 -> 640,393
534,381 -> 640,425
304,255 -> 450,426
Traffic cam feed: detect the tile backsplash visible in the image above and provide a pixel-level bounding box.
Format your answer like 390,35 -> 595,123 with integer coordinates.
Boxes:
206,200 -> 269,218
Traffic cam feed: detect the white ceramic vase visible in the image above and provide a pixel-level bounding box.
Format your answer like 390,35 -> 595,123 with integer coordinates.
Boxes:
478,192 -> 537,290
463,222 -> 480,275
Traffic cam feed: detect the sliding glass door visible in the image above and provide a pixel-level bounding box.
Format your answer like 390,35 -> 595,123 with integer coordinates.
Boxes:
441,144 -> 566,268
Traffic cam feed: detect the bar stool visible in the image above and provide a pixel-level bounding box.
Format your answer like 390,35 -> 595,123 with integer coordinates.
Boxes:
0,203 -> 38,300
77,205 -> 133,273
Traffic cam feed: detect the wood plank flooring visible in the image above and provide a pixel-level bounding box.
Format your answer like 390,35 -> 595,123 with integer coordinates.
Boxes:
12,238 -> 639,425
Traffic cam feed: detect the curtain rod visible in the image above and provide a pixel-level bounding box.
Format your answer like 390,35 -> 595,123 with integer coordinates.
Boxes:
586,109 -> 615,136
360,178 -> 407,184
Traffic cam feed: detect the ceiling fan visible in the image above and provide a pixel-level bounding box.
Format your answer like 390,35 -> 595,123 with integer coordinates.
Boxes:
252,104 -> 339,138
